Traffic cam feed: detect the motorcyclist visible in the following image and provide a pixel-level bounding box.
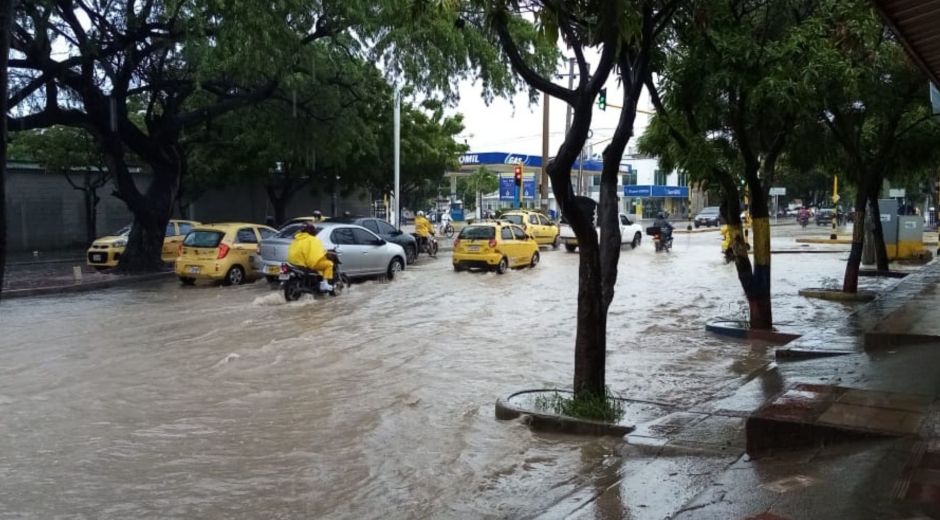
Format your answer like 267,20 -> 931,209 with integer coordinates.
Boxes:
312,210 -> 324,222
798,206 -> 810,225
653,211 -> 674,241
439,209 -> 453,234
287,223 -> 333,292
414,210 -> 434,251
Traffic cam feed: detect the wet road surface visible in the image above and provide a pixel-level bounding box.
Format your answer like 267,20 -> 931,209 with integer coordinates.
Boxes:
0,225 -> 895,518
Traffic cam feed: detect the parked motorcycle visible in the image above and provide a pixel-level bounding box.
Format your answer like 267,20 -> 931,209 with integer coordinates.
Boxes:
411,233 -> 438,258
646,226 -> 673,253
281,250 -> 348,301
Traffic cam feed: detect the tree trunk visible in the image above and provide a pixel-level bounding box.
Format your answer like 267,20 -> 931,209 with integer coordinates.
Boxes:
83,188 -> 97,244
868,190 -> 889,271
843,186 -> 868,293
862,208 -> 875,266
0,0 -> 15,298
116,164 -> 178,273
718,175 -> 768,329
574,235 -> 606,398
746,179 -> 772,330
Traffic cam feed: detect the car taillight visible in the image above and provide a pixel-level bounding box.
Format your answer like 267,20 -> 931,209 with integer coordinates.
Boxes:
280,263 -> 289,274
217,243 -> 230,259
488,239 -> 497,248
454,238 -> 460,248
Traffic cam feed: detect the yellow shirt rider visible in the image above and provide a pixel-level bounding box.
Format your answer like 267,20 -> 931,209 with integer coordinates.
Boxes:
414,211 -> 433,238
287,223 -> 334,292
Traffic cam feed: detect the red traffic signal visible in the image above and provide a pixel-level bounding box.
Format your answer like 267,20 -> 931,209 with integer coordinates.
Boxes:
513,165 -> 523,186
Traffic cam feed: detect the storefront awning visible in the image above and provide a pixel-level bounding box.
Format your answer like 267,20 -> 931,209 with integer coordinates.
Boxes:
873,0 -> 940,87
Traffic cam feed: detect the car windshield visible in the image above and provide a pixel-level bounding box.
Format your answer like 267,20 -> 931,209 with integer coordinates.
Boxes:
275,223 -> 309,238
183,230 -> 224,248
459,226 -> 496,240
698,207 -> 719,215
502,215 -> 523,225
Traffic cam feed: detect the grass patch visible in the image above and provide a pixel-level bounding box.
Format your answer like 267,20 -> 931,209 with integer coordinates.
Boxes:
532,388 -> 625,423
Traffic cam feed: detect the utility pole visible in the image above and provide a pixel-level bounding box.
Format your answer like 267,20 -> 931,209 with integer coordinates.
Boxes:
541,93 -> 550,212
831,175 -> 839,240
393,85 -> 401,227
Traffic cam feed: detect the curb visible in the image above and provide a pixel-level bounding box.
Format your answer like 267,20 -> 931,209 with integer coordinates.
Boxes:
859,269 -> 910,278
798,288 -> 878,302
775,348 -> 856,360
495,389 -> 634,437
705,319 -> 802,345
771,250 -> 850,254
1,271 -> 174,299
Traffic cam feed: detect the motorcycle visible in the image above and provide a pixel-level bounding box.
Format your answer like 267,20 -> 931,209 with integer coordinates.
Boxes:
646,226 -> 673,253
440,221 -> 455,238
411,233 -> 438,258
280,250 -> 348,301
797,214 -> 809,228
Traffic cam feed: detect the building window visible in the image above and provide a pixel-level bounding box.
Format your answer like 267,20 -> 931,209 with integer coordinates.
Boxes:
592,175 -> 601,186
622,169 -> 637,185
654,169 -> 666,186
678,173 -> 688,187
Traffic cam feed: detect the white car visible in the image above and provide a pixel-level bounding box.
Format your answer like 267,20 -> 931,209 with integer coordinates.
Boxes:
559,213 -> 644,252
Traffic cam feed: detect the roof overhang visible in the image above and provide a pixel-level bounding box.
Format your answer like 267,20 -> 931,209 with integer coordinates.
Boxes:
872,0 -> 940,87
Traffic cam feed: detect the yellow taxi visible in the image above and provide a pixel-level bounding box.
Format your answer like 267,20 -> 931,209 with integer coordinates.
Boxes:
87,219 -> 199,269
452,221 -> 540,274
175,222 -> 277,285
500,210 -> 560,248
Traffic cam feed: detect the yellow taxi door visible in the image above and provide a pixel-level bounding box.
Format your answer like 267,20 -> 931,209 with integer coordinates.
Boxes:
161,222 -> 180,262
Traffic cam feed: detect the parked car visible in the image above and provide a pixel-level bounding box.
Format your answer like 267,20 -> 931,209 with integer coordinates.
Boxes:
87,219 -> 199,269
816,208 -> 835,226
452,221 -> 539,273
499,210 -> 561,248
327,216 -> 418,264
175,223 -> 277,285
258,222 -> 406,282
558,213 -> 644,252
694,207 -> 721,228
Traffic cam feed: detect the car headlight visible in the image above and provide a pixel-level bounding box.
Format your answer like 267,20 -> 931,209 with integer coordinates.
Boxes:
113,239 -> 127,248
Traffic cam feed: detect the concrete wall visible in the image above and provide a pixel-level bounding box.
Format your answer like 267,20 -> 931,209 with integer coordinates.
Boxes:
4,162 -> 375,253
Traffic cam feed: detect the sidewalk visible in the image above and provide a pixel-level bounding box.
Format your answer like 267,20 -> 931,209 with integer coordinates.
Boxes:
2,259 -> 173,298
540,260 -> 940,519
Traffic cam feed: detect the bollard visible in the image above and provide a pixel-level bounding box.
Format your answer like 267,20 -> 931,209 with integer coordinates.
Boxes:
73,266 -> 83,282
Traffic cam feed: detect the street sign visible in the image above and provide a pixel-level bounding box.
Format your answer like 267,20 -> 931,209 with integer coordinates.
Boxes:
889,188 -> 906,198
769,187 -> 786,196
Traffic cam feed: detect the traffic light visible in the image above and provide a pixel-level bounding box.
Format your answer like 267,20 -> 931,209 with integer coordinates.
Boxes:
513,165 -> 523,186
598,88 -> 607,111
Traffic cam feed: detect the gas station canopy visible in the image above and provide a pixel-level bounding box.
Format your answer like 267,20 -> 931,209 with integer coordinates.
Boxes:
457,152 -> 605,172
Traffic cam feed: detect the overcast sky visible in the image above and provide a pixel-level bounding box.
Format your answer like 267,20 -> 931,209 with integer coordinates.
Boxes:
447,64 -> 655,159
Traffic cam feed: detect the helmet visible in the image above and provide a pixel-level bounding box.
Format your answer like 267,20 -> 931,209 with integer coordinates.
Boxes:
417,211 -> 425,217
313,210 -> 322,218
658,212 -> 666,219
301,223 -> 318,235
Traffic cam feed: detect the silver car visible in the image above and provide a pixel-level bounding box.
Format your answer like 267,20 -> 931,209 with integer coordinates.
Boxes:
257,222 -> 407,281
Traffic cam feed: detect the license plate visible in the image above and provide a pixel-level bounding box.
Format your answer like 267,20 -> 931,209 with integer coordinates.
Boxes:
266,265 -> 280,274
278,274 -> 289,281
467,246 -> 480,252
187,266 -> 200,274
91,254 -> 104,262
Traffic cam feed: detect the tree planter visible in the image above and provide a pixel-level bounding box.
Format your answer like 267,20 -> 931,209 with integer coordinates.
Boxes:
705,319 -> 801,345
495,389 -> 636,437
798,288 -> 877,302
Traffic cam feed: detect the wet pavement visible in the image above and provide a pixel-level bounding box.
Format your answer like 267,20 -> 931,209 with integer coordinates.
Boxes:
0,225 -> 915,518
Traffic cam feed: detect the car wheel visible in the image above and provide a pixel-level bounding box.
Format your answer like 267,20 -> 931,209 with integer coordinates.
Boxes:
530,252 -> 540,268
223,265 -> 245,286
564,244 -> 577,253
405,245 -> 417,265
453,263 -> 466,272
631,232 -> 642,249
94,266 -> 109,272
495,256 -> 508,274
694,222 -> 700,229
387,257 -> 404,280
552,235 -> 560,249
179,276 -> 195,286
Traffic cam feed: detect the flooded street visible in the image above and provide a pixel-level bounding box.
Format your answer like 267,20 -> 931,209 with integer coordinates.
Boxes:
0,226 -> 893,518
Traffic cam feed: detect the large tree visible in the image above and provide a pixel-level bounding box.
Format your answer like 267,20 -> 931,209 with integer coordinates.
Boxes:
479,0 -> 678,401
8,0 -> 528,272
806,0 -> 940,290
640,0 -> 824,329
